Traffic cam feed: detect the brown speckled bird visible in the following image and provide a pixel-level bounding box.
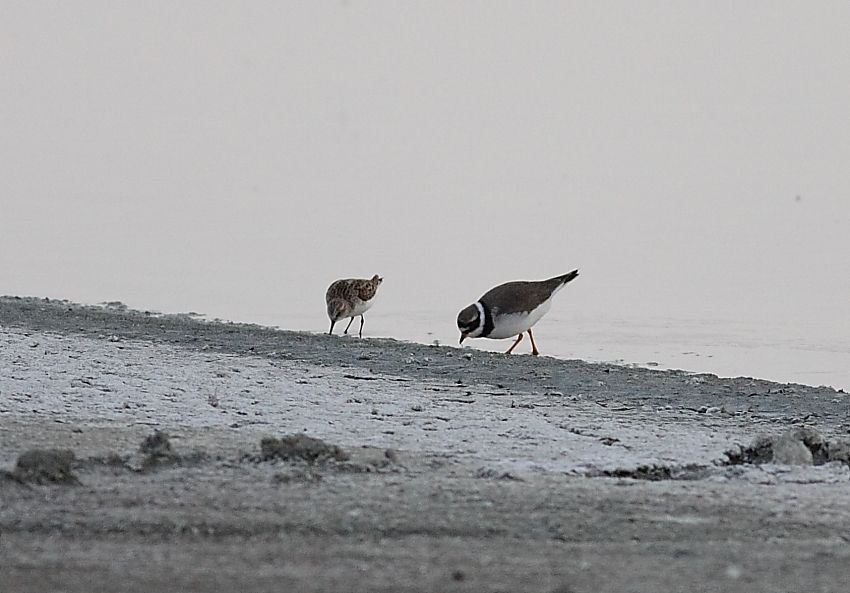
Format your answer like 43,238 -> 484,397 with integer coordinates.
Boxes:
326,274 -> 383,337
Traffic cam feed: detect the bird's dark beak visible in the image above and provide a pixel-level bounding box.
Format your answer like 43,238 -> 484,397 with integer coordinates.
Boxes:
459,332 -> 468,344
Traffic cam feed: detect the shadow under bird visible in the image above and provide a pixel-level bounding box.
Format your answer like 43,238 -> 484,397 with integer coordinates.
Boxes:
326,274 -> 383,337
457,270 -> 579,355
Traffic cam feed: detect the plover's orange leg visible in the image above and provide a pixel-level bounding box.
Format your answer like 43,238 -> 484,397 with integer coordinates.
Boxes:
358,315 -> 365,338
506,333 -> 524,354
343,317 -> 355,334
527,328 -> 539,356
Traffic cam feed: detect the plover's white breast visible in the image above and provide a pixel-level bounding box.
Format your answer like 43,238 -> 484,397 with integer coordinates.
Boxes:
350,298 -> 374,317
487,297 -> 553,339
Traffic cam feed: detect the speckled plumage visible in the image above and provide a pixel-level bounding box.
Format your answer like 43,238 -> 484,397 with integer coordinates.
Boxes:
326,274 -> 383,337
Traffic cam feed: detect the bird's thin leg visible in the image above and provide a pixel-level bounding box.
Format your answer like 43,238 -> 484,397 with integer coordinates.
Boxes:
528,328 -> 539,356
358,315 -> 365,338
344,317 -> 355,334
506,333 -> 524,354
329,320 -> 336,335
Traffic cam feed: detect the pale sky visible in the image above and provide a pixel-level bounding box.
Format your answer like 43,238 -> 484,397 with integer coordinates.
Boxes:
2,2 -> 849,334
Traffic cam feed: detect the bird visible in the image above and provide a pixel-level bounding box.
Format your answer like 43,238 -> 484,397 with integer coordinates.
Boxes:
326,274 -> 383,337
457,270 -> 579,355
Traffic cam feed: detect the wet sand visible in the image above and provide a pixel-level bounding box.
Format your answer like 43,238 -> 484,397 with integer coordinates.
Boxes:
2,296 -> 850,593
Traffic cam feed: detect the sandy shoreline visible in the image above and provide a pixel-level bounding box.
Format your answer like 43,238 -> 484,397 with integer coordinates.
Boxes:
3,296 -> 850,593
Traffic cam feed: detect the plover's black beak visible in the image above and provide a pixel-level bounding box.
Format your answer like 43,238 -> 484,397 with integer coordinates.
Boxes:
459,332 -> 468,344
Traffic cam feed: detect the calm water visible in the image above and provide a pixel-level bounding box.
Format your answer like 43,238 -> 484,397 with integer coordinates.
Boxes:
2,4 -> 849,390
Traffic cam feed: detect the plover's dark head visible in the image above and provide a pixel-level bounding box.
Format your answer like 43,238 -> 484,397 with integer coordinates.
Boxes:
371,274 -> 383,286
327,298 -> 350,322
457,303 -> 484,343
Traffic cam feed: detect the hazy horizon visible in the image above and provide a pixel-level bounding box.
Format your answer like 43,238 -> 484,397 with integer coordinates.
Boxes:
3,3 -> 849,385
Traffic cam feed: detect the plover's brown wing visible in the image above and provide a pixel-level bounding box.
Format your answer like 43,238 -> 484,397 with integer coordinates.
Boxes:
326,279 -> 359,303
479,281 -> 550,315
326,280 -> 345,303
481,272 -> 577,316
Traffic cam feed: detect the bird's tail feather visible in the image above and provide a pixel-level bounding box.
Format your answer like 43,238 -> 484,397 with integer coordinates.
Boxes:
551,269 -> 579,285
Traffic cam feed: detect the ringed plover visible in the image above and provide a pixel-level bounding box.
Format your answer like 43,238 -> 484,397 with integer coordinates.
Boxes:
457,270 -> 579,355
